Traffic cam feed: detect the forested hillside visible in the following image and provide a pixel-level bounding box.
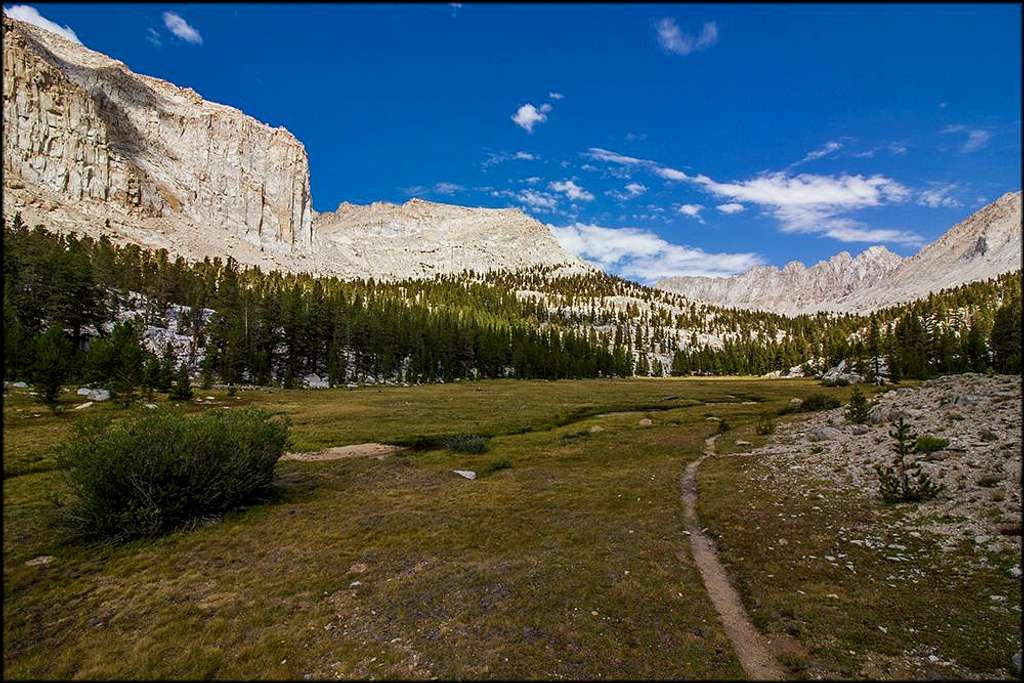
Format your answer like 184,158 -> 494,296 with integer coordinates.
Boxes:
4,216 -> 1020,398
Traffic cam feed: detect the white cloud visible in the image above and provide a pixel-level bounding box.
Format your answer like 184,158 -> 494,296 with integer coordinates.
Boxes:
583,147 -> 647,166
516,190 -> 558,211
3,5 -> 80,43
548,180 -> 594,202
548,91 -> 564,100
678,204 -> 704,222
607,182 -> 649,201
433,182 -> 464,196
146,26 -> 162,47
716,202 -> 745,214
653,166 -> 689,181
405,182 -> 464,196
584,145 -> 921,245
511,102 -> 552,133
693,171 -> 920,243
163,11 -> 202,44
482,150 -> 539,168
583,147 -> 688,182
917,183 -> 962,208
624,132 -> 648,142
790,141 -> 843,168
941,125 -> 991,153
657,18 -> 718,56
822,226 -> 924,245
550,223 -> 762,281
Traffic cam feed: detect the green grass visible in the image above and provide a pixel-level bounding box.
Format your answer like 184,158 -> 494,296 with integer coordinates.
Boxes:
914,435 -> 950,454
8,377 -> 979,679
698,416 -> 1021,679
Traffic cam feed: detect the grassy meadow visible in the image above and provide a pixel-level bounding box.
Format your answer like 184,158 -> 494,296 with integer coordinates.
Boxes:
3,377 -> 1016,679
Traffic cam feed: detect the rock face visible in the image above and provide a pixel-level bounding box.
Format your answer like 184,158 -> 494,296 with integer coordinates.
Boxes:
2,16 -> 586,281
312,199 -> 589,280
657,192 -> 1022,315
3,16 -> 313,251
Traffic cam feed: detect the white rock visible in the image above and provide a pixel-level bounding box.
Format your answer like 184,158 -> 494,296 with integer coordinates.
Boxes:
453,470 -> 476,480
73,401 -> 94,410
86,389 -> 110,402
76,387 -> 92,396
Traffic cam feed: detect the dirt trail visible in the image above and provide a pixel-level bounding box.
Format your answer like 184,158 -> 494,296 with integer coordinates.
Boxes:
281,443 -> 404,462
681,435 -> 787,680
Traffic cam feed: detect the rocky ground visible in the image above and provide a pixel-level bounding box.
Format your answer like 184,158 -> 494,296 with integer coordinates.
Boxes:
752,373 -> 1022,557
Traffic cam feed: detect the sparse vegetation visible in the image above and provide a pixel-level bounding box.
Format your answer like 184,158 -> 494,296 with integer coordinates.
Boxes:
756,414 -> 776,435
779,393 -> 842,415
875,417 -> 943,503
914,435 -> 950,454
484,458 -> 512,474
443,434 -> 489,454
718,418 -> 731,433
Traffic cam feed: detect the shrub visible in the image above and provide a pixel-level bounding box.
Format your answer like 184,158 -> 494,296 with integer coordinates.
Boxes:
874,417 -> 942,504
560,430 -> 590,444
778,393 -> 842,415
444,434 -> 489,454
717,419 -> 731,434
485,458 -> 512,474
56,408 -> 290,542
845,387 -> 871,424
756,414 -> 776,435
914,435 -> 950,454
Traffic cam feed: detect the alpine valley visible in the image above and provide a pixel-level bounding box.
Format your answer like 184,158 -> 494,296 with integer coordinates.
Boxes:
3,14 -> 1022,386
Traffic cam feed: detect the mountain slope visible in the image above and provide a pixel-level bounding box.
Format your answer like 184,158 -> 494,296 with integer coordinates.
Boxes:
657,191 -> 1022,314
2,16 -> 584,280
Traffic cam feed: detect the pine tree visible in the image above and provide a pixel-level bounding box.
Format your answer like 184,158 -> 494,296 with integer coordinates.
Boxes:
990,293 -> 1021,373
31,326 -> 72,413
169,362 -> 194,401
874,417 -> 942,503
845,386 -> 870,424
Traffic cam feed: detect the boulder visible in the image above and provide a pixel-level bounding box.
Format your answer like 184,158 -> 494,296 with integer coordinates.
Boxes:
588,425 -> 604,433
638,418 -> 653,427
851,424 -> 870,435
11,381 -> 28,389
453,470 -> 476,480
86,388 -> 110,402
303,373 -> 329,389
810,427 -> 840,442
953,394 -> 981,407
76,387 -> 92,396
25,556 -> 55,566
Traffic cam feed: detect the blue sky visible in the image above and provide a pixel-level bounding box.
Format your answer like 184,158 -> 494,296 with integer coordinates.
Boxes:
6,3 -> 1021,281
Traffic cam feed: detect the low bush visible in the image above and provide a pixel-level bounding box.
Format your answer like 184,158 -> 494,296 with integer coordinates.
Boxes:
756,414 -> 776,435
560,430 -> 590,444
56,408 -> 290,542
914,435 -> 950,453
780,393 -> 842,415
717,419 -> 731,433
444,434 -> 489,454
485,458 -> 512,474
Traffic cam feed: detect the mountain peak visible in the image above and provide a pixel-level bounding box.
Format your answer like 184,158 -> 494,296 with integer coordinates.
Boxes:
656,193 -> 1020,314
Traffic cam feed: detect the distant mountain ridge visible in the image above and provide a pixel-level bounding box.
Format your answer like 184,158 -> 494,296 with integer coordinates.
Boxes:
657,191 -> 1022,314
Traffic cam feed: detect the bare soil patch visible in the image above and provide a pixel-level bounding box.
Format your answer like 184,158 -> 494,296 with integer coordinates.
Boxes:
281,443 -> 404,462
